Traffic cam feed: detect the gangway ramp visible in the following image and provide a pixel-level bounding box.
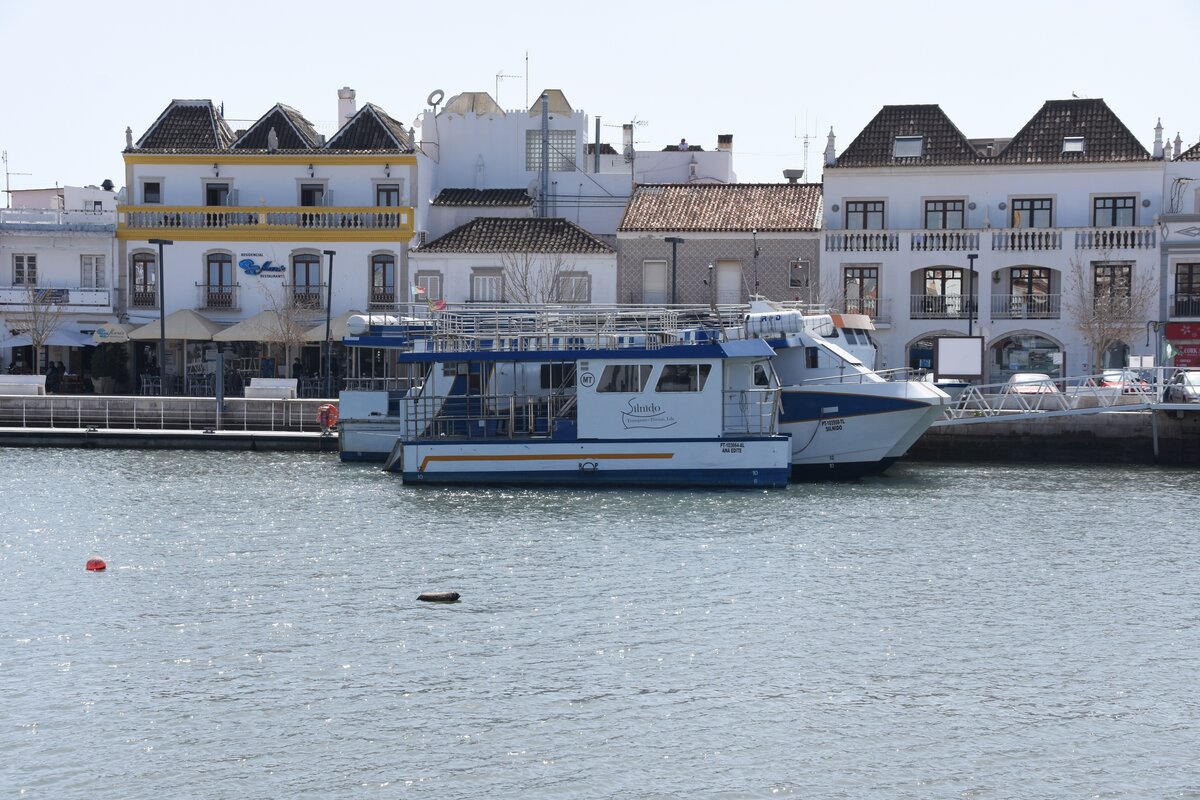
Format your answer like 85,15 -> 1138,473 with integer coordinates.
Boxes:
934,373 -> 1158,427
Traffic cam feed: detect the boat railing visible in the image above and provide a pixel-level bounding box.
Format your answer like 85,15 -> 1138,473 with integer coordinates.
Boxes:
722,388 -> 781,435
401,391 -> 576,440
341,376 -> 421,392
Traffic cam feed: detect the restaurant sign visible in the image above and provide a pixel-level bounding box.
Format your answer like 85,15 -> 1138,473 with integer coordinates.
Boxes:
238,253 -> 286,277
1165,322 -> 1200,340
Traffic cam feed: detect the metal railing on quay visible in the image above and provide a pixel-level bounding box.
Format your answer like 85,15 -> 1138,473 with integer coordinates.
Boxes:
0,396 -> 334,433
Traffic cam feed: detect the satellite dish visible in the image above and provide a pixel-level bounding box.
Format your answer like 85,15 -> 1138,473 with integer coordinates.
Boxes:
427,89 -> 445,108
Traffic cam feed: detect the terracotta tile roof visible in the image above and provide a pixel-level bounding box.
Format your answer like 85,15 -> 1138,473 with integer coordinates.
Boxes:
432,189 -> 533,207
834,105 -> 981,167
416,217 -> 614,254
617,183 -> 822,233
1176,139 -> 1200,161
325,103 -> 412,151
133,100 -> 235,151
231,104 -> 321,150
993,99 -> 1151,164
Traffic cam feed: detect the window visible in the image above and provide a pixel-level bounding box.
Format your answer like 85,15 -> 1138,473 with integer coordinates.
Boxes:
376,184 -> 400,207
371,254 -> 396,304
205,253 -> 235,309
844,266 -> 879,317
596,364 -> 652,393
655,364 -> 712,392
13,254 -> 37,285
525,129 -> 577,171
752,363 -> 771,387
925,200 -> 964,230
789,260 -> 809,290
85,200 -> 103,212
1093,196 -> 1135,227
1012,198 -> 1052,228
845,201 -> 884,230
893,136 -> 923,158
1011,266 -> 1051,297
471,269 -> 503,303
205,182 -> 230,206
1175,263 -> 1200,316
555,273 -> 590,303
300,184 -> 324,207
142,181 -> 161,204
1063,136 -> 1085,153
292,254 -> 322,307
1093,262 -> 1132,312
415,272 -> 442,301
540,363 -> 576,390
642,259 -> 668,304
131,253 -> 157,307
80,255 -> 106,288
920,267 -> 963,316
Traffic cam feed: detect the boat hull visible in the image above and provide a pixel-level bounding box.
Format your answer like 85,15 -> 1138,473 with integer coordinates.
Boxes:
385,437 -> 791,488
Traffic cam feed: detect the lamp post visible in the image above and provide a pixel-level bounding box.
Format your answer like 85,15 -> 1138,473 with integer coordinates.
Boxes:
751,228 -> 759,298
322,249 -> 336,397
149,238 -> 173,394
966,252 -> 978,337
665,236 -> 684,305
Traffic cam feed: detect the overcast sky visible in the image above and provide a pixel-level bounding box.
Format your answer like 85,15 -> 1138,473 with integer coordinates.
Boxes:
3,0 -> 1198,196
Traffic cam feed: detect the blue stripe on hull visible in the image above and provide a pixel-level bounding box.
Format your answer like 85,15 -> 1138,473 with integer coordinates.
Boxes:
780,391 -> 929,422
401,467 -> 790,489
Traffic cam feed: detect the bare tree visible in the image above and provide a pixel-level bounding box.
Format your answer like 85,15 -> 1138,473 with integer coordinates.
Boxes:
1063,252 -> 1158,371
17,286 -> 66,375
499,251 -> 579,304
259,282 -> 318,373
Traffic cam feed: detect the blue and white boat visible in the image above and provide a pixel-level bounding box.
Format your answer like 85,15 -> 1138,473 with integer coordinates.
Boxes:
342,307 -> 790,488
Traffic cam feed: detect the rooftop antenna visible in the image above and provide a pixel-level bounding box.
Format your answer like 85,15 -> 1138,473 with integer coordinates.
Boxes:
2,151 -> 32,209
496,68 -> 522,109
795,113 -> 817,182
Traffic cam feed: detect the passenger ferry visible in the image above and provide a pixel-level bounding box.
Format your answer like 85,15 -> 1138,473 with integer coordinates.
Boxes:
342,307 -> 790,488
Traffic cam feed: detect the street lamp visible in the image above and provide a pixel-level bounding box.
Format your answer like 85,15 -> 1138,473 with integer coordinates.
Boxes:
665,236 -> 684,305
966,252 -> 978,337
322,249 -> 336,397
149,238 -> 173,394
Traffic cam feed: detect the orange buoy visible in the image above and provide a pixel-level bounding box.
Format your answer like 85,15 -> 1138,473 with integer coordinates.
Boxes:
316,403 -> 339,430
86,558 -> 107,571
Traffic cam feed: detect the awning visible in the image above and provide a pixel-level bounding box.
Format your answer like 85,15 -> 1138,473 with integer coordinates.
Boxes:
128,309 -> 225,341
0,329 -> 95,348
212,310 -> 319,343
304,310 -> 366,342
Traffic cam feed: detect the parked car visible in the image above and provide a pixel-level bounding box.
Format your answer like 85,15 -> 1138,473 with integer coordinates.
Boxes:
1004,372 -> 1060,394
1100,368 -> 1150,394
1163,370 -> 1200,403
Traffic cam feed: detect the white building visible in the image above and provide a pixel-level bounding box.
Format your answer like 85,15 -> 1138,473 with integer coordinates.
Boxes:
1160,132 -> 1200,367
1,184 -> 119,378
117,92 -> 416,387
821,99 -> 1163,382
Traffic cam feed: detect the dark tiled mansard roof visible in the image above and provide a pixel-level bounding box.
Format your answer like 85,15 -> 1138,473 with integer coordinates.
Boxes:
135,100 -> 235,150
432,189 -> 533,207
416,217 -> 614,254
834,98 -> 1150,167
232,104 -> 321,150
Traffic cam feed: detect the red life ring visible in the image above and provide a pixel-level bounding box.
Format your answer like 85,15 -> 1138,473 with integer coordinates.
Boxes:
316,403 -> 339,429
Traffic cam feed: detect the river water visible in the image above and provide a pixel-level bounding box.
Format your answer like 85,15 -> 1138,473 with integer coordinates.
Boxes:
1,449 -> 1197,799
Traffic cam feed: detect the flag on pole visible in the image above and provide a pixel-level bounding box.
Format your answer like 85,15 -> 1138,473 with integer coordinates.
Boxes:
411,284 -> 426,297
428,298 -> 447,312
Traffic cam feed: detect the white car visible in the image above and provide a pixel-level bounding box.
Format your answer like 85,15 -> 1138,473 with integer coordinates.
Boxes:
1163,370 -> 1200,403
1004,372 -> 1059,394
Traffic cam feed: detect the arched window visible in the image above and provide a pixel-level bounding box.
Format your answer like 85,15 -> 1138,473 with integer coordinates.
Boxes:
292,254 -> 322,308
371,254 -> 396,306
990,333 -> 1063,383
204,252 -> 235,309
131,252 -> 157,307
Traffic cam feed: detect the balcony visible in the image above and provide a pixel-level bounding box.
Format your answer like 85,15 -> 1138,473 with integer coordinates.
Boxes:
825,232 -> 900,252
0,208 -> 115,231
910,230 -> 980,252
195,283 -> 240,311
991,293 -> 1061,320
130,289 -> 158,309
286,283 -> 327,311
0,284 -> 114,312
990,229 -> 1063,252
825,226 -> 1158,254
117,205 -> 414,242
1171,294 -> 1200,318
910,294 -> 974,319
1074,226 -> 1157,250
368,288 -> 397,309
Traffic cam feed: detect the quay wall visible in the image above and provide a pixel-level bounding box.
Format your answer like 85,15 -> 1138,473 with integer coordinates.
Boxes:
908,411 -> 1200,466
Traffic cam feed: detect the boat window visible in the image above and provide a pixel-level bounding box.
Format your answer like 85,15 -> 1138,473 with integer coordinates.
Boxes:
596,364 -> 652,393
753,364 -> 771,387
655,364 -> 712,392
540,363 -> 576,389
806,347 -> 820,369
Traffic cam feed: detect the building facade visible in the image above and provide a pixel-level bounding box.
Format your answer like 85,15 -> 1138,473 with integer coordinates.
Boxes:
821,100 -> 1164,382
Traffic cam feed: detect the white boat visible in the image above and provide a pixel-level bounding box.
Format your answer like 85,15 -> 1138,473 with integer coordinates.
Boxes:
732,302 -> 949,478
344,307 -> 791,488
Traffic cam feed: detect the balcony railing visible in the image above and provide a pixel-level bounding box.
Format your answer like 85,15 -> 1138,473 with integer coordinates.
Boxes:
910,294 -> 974,319
825,232 -> 900,252
195,283 -> 240,311
286,283 -> 327,310
368,289 -> 397,308
910,230 -> 980,252
0,284 -> 113,310
1074,226 -> 1157,250
1171,293 -> 1200,317
843,296 -> 879,317
991,293 -> 1061,319
118,205 -> 414,235
130,289 -> 158,308
991,229 -> 1063,252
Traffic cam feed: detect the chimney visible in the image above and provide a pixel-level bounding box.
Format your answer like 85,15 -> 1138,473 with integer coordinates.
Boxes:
824,127 -> 837,167
622,123 -> 634,157
717,134 -> 733,152
1174,133 -> 1183,160
782,169 -> 805,184
1153,118 -> 1164,159
338,87 -> 357,129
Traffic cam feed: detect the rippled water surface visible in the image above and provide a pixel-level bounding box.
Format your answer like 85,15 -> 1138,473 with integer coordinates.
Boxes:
1,449 -> 1198,798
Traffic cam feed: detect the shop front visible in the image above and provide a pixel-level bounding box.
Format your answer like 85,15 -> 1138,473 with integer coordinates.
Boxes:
988,332 -> 1064,384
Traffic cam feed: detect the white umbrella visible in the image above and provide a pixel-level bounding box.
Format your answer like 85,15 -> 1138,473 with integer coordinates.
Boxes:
128,309 -> 224,341
0,329 -> 94,348
213,310 -> 316,343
